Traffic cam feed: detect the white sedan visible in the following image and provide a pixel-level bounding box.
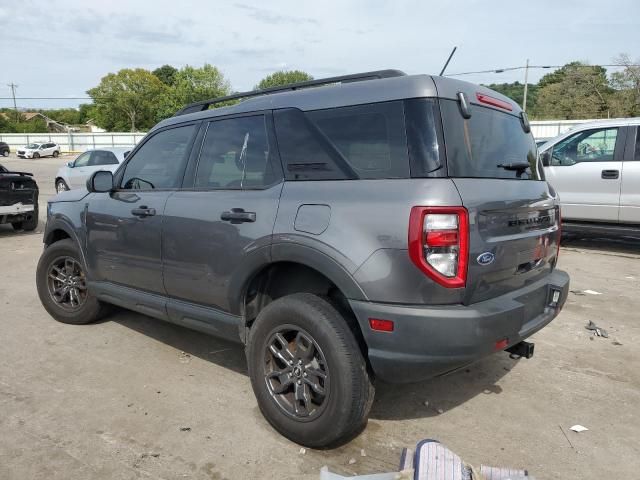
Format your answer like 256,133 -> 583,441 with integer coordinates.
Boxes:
55,147 -> 131,192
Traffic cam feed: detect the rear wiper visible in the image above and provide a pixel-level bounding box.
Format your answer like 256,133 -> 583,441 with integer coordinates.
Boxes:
497,162 -> 530,171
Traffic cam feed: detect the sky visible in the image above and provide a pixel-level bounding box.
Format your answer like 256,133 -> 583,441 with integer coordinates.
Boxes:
1,0 -> 639,110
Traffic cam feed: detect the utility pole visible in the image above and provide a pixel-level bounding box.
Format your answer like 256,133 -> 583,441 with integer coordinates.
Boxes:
522,59 -> 529,112
7,83 -> 19,122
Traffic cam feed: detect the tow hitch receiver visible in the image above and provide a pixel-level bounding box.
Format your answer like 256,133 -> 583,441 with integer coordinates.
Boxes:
506,341 -> 535,359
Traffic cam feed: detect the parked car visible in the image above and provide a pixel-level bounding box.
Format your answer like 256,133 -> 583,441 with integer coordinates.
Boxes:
55,147 -> 131,193
0,163 -> 39,230
36,70 -> 569,448
540,118 -> 640,234
17,142 -> 61,159
0,142 -> 10,157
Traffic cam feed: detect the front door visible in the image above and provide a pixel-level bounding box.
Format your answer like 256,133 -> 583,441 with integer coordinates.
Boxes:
544,126 -> 624,222
67,151 -> 92,189
85,123 -> 198,294
162,113 -> 283,316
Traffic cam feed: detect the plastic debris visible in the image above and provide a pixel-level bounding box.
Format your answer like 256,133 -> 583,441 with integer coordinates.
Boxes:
583,289 -> 602,295
299,447 -> 306,455
585,321 -> 608,338
179,352 -> 192,364
570,425 -> 588,433
436,408 -> 444,414
348,458 -> 357,465
361,449 -> 367,457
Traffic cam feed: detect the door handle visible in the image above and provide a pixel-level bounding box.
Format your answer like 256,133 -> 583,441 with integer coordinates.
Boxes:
131,206 -> 156,218
220,208 -> 256,223
601,169 -> 619,179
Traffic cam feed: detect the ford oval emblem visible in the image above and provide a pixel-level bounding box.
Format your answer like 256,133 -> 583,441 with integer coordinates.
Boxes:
477,252 -> 495,266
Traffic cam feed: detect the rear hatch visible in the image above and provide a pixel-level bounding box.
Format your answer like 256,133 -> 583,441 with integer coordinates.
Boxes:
436,82 -> 560,305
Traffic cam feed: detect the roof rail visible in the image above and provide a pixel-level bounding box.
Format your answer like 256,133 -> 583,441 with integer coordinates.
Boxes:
173,69 -> 407,117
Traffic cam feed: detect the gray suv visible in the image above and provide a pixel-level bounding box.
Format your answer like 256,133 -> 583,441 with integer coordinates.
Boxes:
36,70 -> 569,448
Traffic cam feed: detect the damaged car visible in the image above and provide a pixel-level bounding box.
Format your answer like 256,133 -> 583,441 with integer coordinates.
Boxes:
0,164 -> 39,231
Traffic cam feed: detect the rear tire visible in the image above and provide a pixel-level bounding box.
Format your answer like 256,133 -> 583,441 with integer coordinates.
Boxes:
11,203 -> 38,231
33,152 -> 40,159
36,239 -> 108,324
53,150 -> 59,158
1,150 -> 8,157
246,293 -> 374,448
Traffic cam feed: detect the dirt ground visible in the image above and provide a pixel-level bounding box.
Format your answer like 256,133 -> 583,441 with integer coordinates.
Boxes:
1,154 -> 639,479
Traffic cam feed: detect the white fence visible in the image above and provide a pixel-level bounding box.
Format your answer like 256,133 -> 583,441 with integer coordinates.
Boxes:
0,132 -> 147,153
0,119 -> 599,153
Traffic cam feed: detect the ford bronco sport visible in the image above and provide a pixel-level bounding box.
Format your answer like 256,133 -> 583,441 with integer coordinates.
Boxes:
36,70 -> 569,448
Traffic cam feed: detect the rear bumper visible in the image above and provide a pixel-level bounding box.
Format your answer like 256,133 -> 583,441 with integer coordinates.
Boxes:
349,269 -> 569,383
0,202 -> 35,216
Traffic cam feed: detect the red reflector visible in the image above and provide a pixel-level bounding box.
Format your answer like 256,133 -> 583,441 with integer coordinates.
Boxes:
425,230 -> 459,246
369,318 -> 394,332
494,338 -> 509,351
476,93 -> 513,111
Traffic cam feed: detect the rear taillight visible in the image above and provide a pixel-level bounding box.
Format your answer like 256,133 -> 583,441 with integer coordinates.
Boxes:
408,206 -> 469,288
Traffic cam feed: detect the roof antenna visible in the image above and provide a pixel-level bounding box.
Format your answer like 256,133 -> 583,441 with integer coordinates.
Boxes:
439,46 -> 457,76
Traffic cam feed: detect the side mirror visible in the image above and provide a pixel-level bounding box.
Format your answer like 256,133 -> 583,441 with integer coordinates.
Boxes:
540,150 -> 551,167
87,170 -> 114,193
124,151 -> 130,158
67,161 -> 74,168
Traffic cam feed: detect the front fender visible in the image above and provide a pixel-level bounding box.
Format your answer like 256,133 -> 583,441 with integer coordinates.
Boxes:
43,214 -> 87,268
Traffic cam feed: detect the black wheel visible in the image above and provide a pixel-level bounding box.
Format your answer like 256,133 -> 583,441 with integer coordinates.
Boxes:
247,293 -> 374,448
56,179 -> 69,193
1,150 -> 8,157
53,150 -> 59,158
36,239 -> 108,324
11,203 -> 38,231
33,152 -> 40,159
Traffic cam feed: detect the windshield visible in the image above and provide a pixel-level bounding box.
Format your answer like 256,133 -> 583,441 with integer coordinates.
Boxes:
440,99 -> 540,180
26,144 -> 41,149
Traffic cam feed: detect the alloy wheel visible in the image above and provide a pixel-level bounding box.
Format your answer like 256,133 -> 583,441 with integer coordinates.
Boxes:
46,256 -> 87,311
263,326 -> 330,420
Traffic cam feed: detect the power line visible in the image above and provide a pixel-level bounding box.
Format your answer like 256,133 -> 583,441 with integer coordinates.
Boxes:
446,64 -> 640,77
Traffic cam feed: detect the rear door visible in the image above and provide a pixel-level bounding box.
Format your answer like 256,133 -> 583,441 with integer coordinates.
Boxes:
620,125 -> 640,223
438,95 -> 560,305
543,126 -> 625,222
162,113 -> 283,321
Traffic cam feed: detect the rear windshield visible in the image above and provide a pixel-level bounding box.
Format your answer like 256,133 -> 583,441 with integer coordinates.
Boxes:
439,99 -> 540,180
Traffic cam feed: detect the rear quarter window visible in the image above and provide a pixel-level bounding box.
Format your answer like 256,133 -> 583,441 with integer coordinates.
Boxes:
274,101 -> 409,180
440,99 -> 540,180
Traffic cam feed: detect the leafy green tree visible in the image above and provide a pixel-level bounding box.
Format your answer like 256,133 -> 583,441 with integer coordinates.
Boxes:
155,64 -> 232,121
88,68 -> 167,131
153,65 -> 178,86
254,70 -> 313,90
609,54 -> 640,117
535,62 -> 612,119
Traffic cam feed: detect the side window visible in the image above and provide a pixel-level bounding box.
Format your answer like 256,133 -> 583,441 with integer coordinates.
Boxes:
635,127 -> 640,161
89,151 -> 119,166
551,128 -> 618,166
195,115 -> 275,189
121,125 -> 196,190
274,101 -> 409,180
73,152 -> 92,167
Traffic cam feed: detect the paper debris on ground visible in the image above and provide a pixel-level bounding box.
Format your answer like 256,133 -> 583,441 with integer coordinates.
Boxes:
570,425 -> 588,433
583,289 -> 602,295
585,320 -> 609,338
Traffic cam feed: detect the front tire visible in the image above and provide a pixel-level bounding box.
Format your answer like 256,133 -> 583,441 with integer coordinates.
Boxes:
33,152 -> 40,159
247,293 -> 374,448
56,179 -> 69,193
36,239 -> 107,324
53,150 -> 59,158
